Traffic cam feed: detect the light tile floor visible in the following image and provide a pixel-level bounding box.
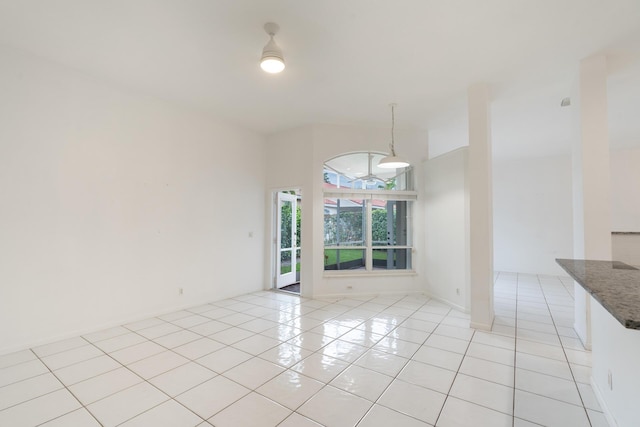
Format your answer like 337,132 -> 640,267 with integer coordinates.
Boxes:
0,273 -> 608,426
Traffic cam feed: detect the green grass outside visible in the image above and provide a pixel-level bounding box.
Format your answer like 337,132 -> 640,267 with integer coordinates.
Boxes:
324,248 -> 364,265
280,263 -> 300,274
280,249 -> 398,273
324,248 -> 391,265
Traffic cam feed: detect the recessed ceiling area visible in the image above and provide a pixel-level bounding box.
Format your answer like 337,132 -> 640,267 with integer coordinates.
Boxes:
0,0 -> 638,159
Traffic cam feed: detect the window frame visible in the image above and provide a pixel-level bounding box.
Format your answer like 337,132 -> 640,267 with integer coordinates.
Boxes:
323,188 -> 417,275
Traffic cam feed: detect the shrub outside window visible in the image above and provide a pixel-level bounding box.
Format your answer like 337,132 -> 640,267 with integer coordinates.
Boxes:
323,152 -> 416,273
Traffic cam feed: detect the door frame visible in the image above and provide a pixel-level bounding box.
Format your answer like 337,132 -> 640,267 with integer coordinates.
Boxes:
272,189 -> 302,292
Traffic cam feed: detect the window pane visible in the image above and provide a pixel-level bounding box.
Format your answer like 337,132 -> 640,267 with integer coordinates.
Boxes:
280,200 -> 292,249
394,168 -> 413,191
324,152 -> 413,191
324,198 -> 366,246
372,248 -> 412,270
371,200 -> 410,246
323,152 -> 415,274
281,250 -> 293,273
324,249 -> 366,271
359,178 -> 388,190
325,153 -> 370,181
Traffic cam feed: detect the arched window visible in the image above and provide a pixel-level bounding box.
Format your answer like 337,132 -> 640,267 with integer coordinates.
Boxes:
323,152 -> 416,272
323,152 -> 413,191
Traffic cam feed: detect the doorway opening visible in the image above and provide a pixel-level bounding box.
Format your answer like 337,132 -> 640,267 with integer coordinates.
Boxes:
275,189 -> 301,294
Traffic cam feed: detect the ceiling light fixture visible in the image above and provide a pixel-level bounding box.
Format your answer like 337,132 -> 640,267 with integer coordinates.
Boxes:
260,22 -> 285,73
378,103 -> 410,169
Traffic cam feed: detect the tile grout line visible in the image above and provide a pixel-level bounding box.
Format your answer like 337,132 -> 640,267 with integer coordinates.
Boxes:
534,274 -> 595,427
2,279 -> 595,427
414,304 -> 473,425
214,299 -> 476,422
290,295 -> 431,426
491,271 -> 517,424
511,276 -> 595,421
28,346 -> 105,427
174,294 -> 317,424
94,292 -> 309,426
275,294 -> 441,426
432,324 -> 476,426
3,292 -> 300,426
98,349 -> 208,427
34,297 -> 283,426
352,296 -> 447,427
262,294 -> 374,426
0,371 -> 65,414
209,293 -> 377,425
0,360 -> 55,391
44,332 -> 203,426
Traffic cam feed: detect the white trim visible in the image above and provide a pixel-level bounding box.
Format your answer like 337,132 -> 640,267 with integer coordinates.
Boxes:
324,198 -> 414,273
314,290 -> 426,299
276,192 -> 298,289
323,270 -> 417,278
371,246 -> 412,249
325,246 -> 367,250
324,188 -> 417,200
428,295 -> 469,314
0,300 -> 214,355
366,199 -> 373,271
469,321 -> 493,331
591,375 -> 619,427
574,320 -> 592,351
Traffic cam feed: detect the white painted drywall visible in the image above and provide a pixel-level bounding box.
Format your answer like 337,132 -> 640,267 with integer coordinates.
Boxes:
265,126 -> 315,297
0,47 -> 266,354
312,124 -> 429,297
493,155 -> 574,275
591,297 -> 640,427
610,147 -> 640,267
423,148 -> 470,312
610,147 -> 640,232
611,234 -> 640,267
468,83 -> 494,330
266,123 -> 429,298
572,55 -> 612,350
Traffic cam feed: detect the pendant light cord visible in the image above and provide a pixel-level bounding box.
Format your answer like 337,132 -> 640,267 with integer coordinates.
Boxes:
390,103 -> 397,156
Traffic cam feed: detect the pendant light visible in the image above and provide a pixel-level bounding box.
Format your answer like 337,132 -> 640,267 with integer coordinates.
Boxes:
378,103 -> 410,169
260,22 -> 285,73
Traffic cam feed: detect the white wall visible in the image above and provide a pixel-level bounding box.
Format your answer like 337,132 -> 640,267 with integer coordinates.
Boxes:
493,154 -> 573,275
591,297 -> 640,427
610,147 -> 640,267
586,152 -> 640,426
423,148 -> 470,312
0,47 -> 266,354
611,234 -> 640,267
264,126 -> 315,296
266,124 -> 429,298
610,147 -> 640,232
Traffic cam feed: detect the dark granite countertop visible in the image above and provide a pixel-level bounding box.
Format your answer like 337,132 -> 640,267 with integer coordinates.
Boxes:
556,259 -> 640,329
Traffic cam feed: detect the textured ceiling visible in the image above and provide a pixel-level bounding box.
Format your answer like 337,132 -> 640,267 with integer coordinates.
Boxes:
0,0 -> 638,158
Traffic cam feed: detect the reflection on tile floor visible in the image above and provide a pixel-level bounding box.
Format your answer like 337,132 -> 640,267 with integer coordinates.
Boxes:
0,273 -> 608,426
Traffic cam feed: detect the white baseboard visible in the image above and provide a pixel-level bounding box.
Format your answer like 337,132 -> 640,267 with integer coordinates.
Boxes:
428,295 -> 469,314
574,322 -> 592,351
0,300 -> 218,356
312,290 -> 427,300
470,321 -> 492,331
591,375 -> 618,427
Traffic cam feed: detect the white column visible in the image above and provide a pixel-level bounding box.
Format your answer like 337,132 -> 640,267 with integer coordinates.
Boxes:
572,55 -> 612,349
468,83 -> 494,330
